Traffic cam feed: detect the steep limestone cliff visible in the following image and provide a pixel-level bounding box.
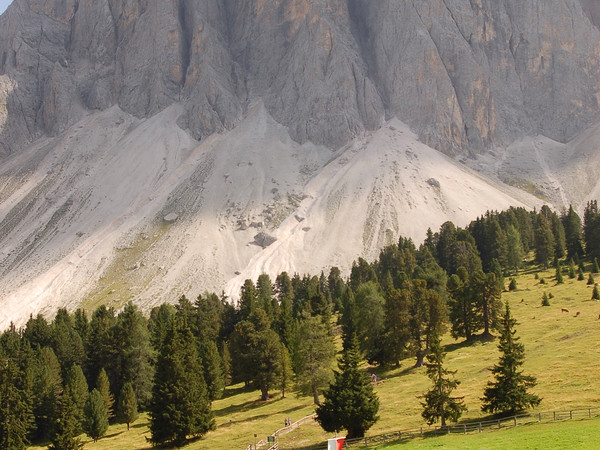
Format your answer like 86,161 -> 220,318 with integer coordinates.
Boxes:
0,0 -> 598,156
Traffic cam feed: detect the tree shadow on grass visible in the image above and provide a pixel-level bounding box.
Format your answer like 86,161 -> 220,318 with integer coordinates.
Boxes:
214,396 -> 284,418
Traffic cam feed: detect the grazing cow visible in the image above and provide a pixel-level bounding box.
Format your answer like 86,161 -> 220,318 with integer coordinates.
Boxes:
561,308 -> 569,313
574,311 -> 580,317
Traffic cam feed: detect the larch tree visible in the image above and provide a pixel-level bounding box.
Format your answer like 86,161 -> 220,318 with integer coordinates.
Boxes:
481,302 -> 541,415
292,315 -> 335,405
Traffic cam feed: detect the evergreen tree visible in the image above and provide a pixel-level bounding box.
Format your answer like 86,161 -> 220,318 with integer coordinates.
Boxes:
149,319 -> 214,446
508,278 -> 517,291
113,302 -> 153,410
481,302 -> 541,415
220,342 -> 232,387
555,264 -> 564,284
421,333 -> 466,427
568,261 -> 576,279
199,340 -> 225,401
594,258 -> 600,273
293,315 -> 335,405
117,382 -> 138,430
354,281 -> 386,364
85,305 -> 116,388
96,368 -> 114,421
32,347 -> 63,441
584,200 -> 600,258
315,334 -> 379,439
506,225 -> 524,274
49,391 -> 81,450
588,273 -> 595,285
83,389 -> 109,442
0,354 -> 34,450
471,271 -> 502,338
578,267 -> 585,281
534,214 -> 555,269
447,268 -> 479,342
279,343 -> 294,399
22,314 -> 53,350
52,308 -> 86,377
592,285 -> 600,300
64,364 -> 89,433
541,292 -> 550,306
382,287 -> 410,366
562,205 -> 584,259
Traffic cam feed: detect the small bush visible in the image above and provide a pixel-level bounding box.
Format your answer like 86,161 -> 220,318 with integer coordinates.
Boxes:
508,278 -> 517,291
593,285 -> 600,301
539,278 -> 546,285
578,268 -> 585,281
587,273 -> 595,285
556,270 -> 564,284
541,292 -> 550,306
534,273 -> 539,280
594,258 -> 600,273
548,292 -> 554,299
568,265 -> 576,279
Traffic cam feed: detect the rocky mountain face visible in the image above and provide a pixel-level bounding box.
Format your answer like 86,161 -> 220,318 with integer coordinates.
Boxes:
1,0 -> 599,157
0,0 -> 599,327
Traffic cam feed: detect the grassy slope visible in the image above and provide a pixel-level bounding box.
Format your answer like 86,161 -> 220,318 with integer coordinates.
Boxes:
29,263 -> 600,449
381,418 -> 600,449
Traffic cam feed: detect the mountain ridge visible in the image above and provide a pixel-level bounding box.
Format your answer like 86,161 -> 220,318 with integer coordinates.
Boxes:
0,1 -> 600,327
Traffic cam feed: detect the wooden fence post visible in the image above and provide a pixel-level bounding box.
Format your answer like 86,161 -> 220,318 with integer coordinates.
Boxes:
513,416 -> 517,426
538,413 -> 541,422
570,410 -> 573,420
478,422 -> 482,433
497,419 -> 501,429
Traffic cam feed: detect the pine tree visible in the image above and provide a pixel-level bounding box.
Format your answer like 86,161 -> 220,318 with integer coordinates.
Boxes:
481,302 -> 541,415
534,214 -> 555,269
279,343 -> 294,399
149,319 -> 215,446
421,333 -> 466,427
117,382 -> 138,430
592,285 -> 600,300
114,302 -> 153,409
508,278 -> 517,291
0,355 -> 34,450
64,364 -> 89,434
199,340 -> 225,401
83,389 -> 109,442
315,333 -> 379,439
96,368 -> 114,421
594,258 -> 600,273
555,264 -> 564,284
32,347 -> 63,441
578,267 -> 585,281
588,273 -> 595,285
541,292 -> 550,306
49,391 -> 81,450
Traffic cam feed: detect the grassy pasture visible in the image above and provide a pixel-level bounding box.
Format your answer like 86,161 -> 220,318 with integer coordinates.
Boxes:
29,262 -> 600,449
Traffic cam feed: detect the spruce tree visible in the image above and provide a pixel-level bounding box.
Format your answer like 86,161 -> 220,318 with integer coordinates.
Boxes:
541,292 -> 550,306
592,285 -> 600,300
83,389 -> 109,442
421,333 -> 466,427
594,258 -> 600,273
588,273 -> 595,285
578,268 -> 585,281
279,343 -> 294,399
117,382 -> 138,430
32,347 -> 63,441
315,334 -> 379,438
149,319 -> 215,446
481,302 -> 541,415
555,264 -> 564,284
0,355 -> 34,450
49,391 -> 81,450
64,364 -> 88,433
96,368 -> 114,421
199,340 -> 225,401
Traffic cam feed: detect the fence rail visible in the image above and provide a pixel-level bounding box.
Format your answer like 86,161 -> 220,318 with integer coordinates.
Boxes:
245,414 -> 316,450
343,406 -> 600,447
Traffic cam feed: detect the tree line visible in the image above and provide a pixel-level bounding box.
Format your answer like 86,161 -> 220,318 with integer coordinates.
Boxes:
1,202 -> 598,447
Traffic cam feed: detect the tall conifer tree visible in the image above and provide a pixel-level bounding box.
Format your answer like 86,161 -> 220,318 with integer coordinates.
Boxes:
421,333 -> 466,427
481,302 -> 541,415
316,333 -> 379,438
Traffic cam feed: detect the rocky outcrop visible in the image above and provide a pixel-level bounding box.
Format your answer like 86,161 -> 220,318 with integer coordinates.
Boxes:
0,0 -> 599,156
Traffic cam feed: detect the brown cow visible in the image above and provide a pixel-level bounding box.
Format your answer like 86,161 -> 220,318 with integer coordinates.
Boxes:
574,311 -> 580,317
561,308 -> 569,313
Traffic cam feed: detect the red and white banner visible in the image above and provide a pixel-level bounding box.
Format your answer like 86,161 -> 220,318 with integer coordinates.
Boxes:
327,437 -> 346,450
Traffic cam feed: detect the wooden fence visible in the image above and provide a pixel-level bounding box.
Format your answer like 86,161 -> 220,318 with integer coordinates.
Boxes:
342,406 -> 600,447
245,414 -> 316,450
